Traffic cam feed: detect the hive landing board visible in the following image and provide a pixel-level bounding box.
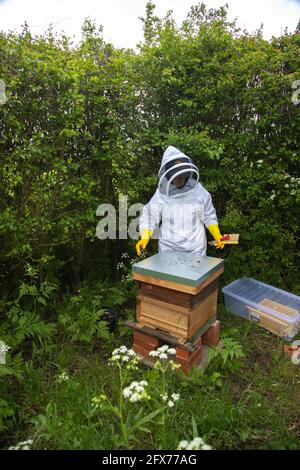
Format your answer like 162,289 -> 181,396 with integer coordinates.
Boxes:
132,251 -> 224,287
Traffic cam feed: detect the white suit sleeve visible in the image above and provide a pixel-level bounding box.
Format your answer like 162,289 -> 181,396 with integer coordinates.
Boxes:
139,190 -> 162,235
198,185 -> 218,227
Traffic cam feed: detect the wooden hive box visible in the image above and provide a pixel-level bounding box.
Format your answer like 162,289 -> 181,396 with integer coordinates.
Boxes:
247,299 -> 300,338
132,252 -> 224,340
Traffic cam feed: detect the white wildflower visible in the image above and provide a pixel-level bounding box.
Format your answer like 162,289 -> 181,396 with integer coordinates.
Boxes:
110,346 -> 138,368
169,360 -> 181,371
192,437 -> 204,447
161,393 -> 168,402
125,359 -> 139,371
167,348 -> 176,355
149,350 -> 159,357
158,345 -> 169,353
121,273 -> 133,283
171,393 -> 180,401
111,354 -> 120,361
130,381 -> 139,387
127,349 -> 136,357
91,394 -> 107,409
123,380 -> 150,403
56,371 -> 70,383
129,392 -> 140,403
8,439 -> 33,451
168,400 -> 174,408
123,388 -> 132,399
178,440 -> 189,450
140,380 -> 148,386
112,347 -> 123,356
149,345 -> 176,360
159,352 -> 168,360
178,437 -> 212,450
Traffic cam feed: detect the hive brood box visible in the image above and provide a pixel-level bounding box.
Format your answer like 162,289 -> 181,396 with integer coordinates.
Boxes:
132,252 -> 224,340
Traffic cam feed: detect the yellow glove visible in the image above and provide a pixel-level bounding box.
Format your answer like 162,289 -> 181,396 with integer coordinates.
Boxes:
136,229 -> 152,256
208,224 -> 225,249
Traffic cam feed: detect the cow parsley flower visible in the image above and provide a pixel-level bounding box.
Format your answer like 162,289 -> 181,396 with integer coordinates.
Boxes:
167,348 -> 176,355
169,360 -> 181,371
111,354 -> 121,361
8,439 -> 33,451
91,394 -> 108,409
56,371 -> 70,383
171,393 -> 180,401
159,352 -> 168,360
149,350 -> 159,357
109,346 -> 139,370
178,437 -> 212,450
123,380 -> 150,403
149,345 -> 177,360
127,349 -> 136,357
160,392 -> 180,406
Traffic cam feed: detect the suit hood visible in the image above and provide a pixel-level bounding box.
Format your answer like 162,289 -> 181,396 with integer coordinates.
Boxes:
158,146 -> 199,199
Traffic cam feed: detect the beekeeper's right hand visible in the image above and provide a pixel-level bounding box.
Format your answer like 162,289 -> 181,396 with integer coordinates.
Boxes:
136,229 -> 153,256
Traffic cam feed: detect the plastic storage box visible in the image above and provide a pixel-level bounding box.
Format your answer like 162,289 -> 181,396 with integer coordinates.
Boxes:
222,278 -> 300,340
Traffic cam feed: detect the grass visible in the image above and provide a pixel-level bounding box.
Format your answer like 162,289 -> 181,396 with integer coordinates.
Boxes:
1,302 -> 300,450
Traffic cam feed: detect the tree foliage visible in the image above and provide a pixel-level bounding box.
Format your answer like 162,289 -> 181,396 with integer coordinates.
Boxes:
0,2 -> 299,348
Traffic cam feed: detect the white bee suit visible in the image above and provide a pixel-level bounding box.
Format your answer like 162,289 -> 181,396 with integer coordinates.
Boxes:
139,146 -> 218,256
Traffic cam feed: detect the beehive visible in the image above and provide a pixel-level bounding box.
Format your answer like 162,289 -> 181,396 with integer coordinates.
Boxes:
132,252 -> 224,340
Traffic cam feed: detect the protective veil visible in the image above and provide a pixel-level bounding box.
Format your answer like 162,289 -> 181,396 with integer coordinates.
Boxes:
139,146 -> 218,255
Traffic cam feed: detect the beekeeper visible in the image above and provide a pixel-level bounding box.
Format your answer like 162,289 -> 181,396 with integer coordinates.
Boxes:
136,145 -> 224,256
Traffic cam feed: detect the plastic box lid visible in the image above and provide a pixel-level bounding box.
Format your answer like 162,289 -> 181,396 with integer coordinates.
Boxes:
132,251 -> 224,287
222,278 -> 300,325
